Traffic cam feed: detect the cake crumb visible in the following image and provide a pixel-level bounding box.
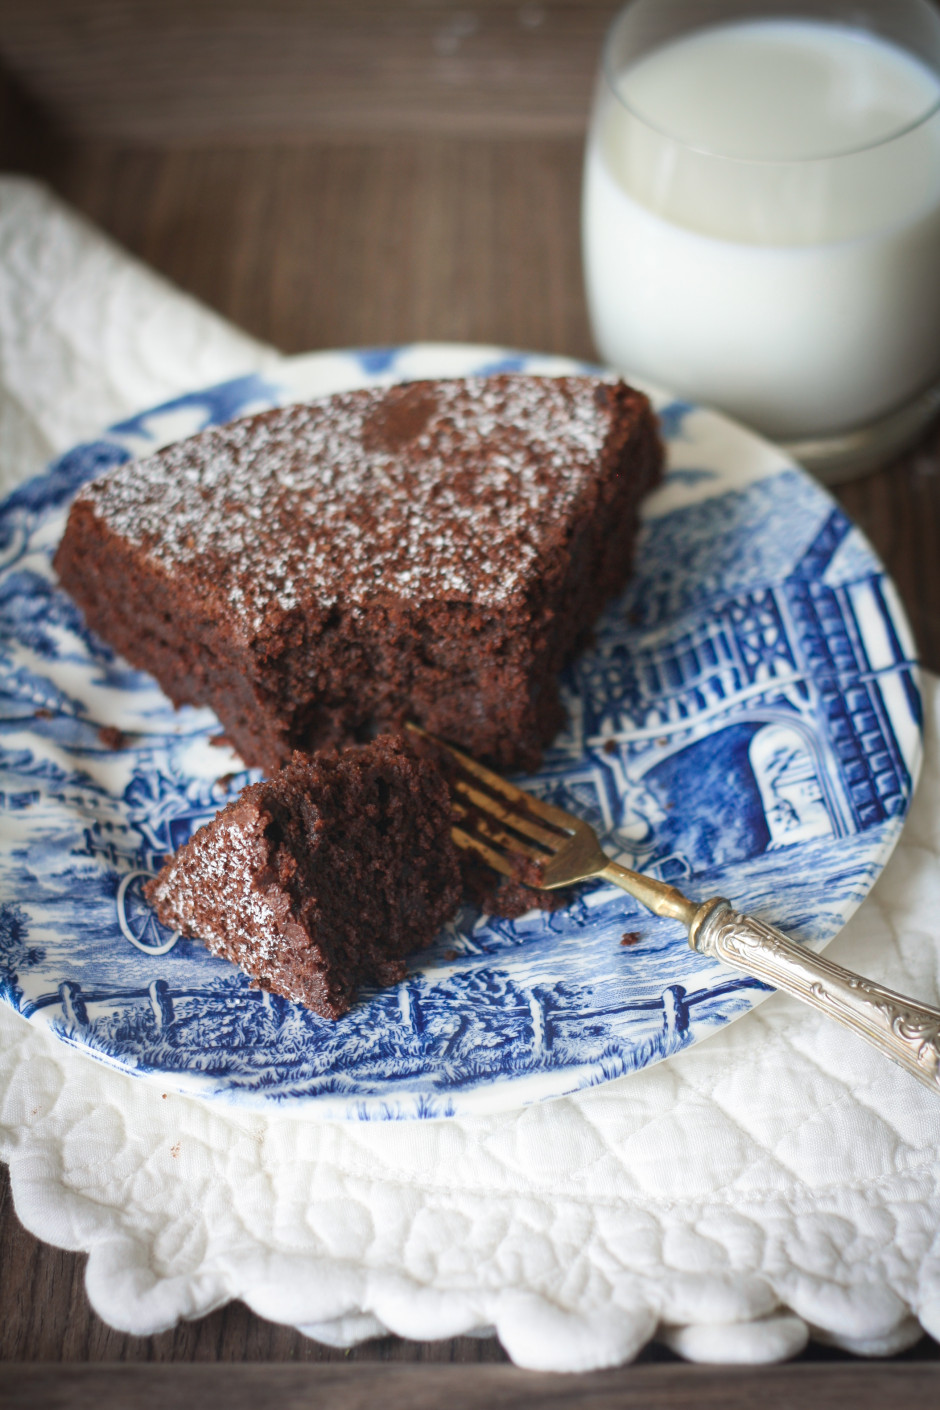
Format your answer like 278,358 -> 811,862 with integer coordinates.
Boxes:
603,738 -> 618,755
34,707 -> 53,720
620,931 -> 641,946
98,725 -> 127,750
460,853 -> 571,917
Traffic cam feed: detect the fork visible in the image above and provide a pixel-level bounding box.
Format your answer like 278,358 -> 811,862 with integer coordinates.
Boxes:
408,725 -> 940,1096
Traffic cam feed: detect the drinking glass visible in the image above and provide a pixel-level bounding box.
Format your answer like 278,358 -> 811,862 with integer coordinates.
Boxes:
582,0 -> 940,481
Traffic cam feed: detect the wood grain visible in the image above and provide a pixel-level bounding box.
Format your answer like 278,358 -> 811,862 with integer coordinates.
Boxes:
3,1361 -> 940,1410
0,0 -> 620,142
43,137 -> 592,357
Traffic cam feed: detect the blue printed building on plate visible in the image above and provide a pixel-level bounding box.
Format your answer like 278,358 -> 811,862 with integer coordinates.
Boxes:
0,347 -> 921,1117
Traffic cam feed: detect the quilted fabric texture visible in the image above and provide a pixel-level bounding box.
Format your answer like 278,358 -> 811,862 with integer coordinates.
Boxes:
1,177 -> 939,1371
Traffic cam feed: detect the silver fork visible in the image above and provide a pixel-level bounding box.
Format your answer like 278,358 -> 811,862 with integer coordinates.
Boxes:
409,725 -> 940,1096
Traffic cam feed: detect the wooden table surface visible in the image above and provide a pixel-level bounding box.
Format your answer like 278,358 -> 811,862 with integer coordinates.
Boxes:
1,4 -> 939,1404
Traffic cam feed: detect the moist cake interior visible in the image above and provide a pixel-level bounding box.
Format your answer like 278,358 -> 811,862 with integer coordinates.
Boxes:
145,736 -> 462,1019
55,375 -> 663,773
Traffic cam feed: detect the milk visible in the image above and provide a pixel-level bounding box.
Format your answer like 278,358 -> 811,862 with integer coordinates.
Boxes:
583,19 -> 940,440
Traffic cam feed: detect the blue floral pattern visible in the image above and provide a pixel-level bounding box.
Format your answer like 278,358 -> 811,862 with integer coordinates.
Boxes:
0,348 -> 922,1117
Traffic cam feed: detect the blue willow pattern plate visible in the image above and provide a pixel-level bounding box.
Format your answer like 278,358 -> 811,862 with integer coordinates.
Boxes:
0,345 -> 922,1117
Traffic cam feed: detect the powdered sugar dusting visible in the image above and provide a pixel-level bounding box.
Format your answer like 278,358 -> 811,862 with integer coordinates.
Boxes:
80,376 -> 619,633
150,811 -> 296,981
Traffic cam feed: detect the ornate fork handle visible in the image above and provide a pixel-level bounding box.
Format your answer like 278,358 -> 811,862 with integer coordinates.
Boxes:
420,729 -> 940,1099
689,901 -> 940,1094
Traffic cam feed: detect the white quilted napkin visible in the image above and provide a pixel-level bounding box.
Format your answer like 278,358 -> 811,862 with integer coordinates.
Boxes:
1,175 -> 939,1372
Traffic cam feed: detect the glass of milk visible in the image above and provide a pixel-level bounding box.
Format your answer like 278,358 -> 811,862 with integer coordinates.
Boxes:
582,0 -> 940,481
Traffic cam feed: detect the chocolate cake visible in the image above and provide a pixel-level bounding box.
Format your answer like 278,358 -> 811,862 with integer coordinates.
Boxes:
55,375 -> 662,772
144,734 -> 461,1019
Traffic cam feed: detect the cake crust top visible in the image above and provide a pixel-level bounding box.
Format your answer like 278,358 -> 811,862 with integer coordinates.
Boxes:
77,375 -> 644,633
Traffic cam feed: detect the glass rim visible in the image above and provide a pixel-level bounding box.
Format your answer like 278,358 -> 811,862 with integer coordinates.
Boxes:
601,5 -> 940,166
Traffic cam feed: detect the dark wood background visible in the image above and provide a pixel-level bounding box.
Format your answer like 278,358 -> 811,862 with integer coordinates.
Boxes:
1,3 -> 938,1403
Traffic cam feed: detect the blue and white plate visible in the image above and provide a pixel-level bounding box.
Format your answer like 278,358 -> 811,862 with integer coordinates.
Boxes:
0,345 -> 922,1118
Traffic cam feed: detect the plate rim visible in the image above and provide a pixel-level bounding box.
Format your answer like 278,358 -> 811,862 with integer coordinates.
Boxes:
0,341 -> 924,1118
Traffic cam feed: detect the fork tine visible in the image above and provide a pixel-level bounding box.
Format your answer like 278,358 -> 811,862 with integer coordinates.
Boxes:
407,722 -> 699,917
452,796 -> 548,861
451,776 -> 564,850
451,824 -> 516,878
452,753 -> 577,833
408,724 -> 578,835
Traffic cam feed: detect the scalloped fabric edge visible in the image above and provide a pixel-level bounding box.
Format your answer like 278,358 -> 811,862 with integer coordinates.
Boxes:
1,680 -> 939,1369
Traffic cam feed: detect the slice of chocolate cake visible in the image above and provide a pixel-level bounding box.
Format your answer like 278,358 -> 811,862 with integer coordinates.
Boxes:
55,374 -> 662,772
144,735 -> 461,1019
